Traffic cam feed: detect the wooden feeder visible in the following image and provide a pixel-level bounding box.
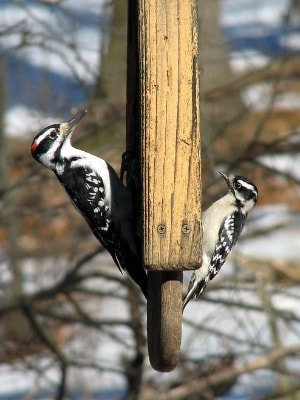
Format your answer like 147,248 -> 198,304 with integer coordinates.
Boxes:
126,0 -> 201,372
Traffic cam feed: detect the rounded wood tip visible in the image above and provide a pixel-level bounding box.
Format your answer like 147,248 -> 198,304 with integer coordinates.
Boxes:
147,271 -> 183,372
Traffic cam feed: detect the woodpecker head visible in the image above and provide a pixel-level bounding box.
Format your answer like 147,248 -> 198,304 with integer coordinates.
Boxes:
31,109 -> 87,170
219,171 -> 258,212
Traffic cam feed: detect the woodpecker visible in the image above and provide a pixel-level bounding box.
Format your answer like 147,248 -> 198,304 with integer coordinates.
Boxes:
183,172 -> 258,310
31,110 -> 147,297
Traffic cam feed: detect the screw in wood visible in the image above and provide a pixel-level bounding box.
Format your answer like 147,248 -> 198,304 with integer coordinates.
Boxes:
157,224 -> 166,234
182,224 -> 191,234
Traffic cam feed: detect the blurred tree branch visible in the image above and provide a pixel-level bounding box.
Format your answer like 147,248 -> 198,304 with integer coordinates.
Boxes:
0,0 -> 300,398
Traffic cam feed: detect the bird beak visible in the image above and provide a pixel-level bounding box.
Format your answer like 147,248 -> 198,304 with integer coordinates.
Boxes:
60,109 -> 87,137
219,171 -> 234,189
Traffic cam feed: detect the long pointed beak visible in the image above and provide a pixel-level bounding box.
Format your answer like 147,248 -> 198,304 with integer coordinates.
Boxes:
60,109 -> 87,137
68,109 -> 87,129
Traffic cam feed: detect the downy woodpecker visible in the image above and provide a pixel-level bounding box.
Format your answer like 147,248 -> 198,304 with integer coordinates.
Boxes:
183,172 -> 258,310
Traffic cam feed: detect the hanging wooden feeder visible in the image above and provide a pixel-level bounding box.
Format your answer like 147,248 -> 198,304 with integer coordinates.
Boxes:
126,0 -> 201,372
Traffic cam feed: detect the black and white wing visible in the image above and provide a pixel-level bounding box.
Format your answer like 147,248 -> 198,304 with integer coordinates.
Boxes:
208,211 -> 246,281
183,210 -> 247,310
57,162 -> 148,296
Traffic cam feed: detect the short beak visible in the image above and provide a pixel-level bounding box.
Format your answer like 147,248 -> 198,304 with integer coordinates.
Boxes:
60,109 -> 87,137
219,171 -> 233,189
219,171 -> 229,182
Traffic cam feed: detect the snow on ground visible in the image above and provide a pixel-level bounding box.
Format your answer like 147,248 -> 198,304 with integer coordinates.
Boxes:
242,83 -> 300,111
222,0 -> 300,111
0,252 -> 131,396
1,202 -> 297,397
239,215 -> 300,262
258,153 -> 300,179
1,0 -> 300,398
229,50 -> 270,73
4,106 -> 57,137
221,0 -> 290,28
1,0 -> 106,133
4,105 -> 87,137
283,32 -> 300,50
0,2 -> 102,82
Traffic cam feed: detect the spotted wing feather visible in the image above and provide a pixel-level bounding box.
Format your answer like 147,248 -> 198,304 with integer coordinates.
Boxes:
58,164 -> 127,271
56,162 -> 147,296
208,211 -> 246,281
183,211 -> 246,310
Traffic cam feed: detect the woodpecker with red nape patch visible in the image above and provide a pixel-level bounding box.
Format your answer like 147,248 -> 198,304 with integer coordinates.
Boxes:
31,110 -> 147,297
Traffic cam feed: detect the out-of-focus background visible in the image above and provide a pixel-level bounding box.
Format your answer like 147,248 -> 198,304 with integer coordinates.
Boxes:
1,0 -> 300,398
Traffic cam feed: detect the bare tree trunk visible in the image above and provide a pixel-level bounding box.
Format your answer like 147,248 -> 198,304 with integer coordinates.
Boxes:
0,60 -> 23,295
90,2 -> 146,398
0,60 -> 34,345
85,0 -> 128,168
198,0 -> 246,173
95,0 -> 127,102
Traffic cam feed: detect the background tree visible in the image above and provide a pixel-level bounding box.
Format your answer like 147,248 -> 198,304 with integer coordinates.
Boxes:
0,0 -> 300,399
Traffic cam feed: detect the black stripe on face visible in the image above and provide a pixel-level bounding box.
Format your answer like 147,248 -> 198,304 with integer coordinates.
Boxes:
234,176 -> 258,203
31,124 -> 61,160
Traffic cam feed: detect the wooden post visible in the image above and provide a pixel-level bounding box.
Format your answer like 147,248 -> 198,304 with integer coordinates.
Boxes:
127,0 -> 201,372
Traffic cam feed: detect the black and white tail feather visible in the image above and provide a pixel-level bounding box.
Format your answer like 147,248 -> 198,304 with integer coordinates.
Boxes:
183,172 -> 258,310
31,110 -> 147,298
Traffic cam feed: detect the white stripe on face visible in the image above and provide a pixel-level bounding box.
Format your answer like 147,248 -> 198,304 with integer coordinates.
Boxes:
238,180 -> 254,191
35,127 -> 56,146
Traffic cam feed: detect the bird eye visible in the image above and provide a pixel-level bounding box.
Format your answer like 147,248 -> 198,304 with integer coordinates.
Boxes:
234,181 -> 242,189
49,130 -> 58,139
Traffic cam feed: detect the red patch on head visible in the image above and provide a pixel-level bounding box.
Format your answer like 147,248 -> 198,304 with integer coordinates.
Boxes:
31,141 -> 38,154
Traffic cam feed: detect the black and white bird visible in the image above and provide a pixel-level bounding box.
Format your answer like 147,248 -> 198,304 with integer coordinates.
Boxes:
183,172 -> 258,310
31,110 -> 147,297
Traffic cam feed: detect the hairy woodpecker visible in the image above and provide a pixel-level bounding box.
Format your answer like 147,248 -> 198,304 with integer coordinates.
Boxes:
183,172 -> 258,310
31,110 -> 147,297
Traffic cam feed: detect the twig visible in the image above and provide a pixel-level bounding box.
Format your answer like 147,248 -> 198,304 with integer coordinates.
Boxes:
144,344 -> 300,400
22,302 -> 68,400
